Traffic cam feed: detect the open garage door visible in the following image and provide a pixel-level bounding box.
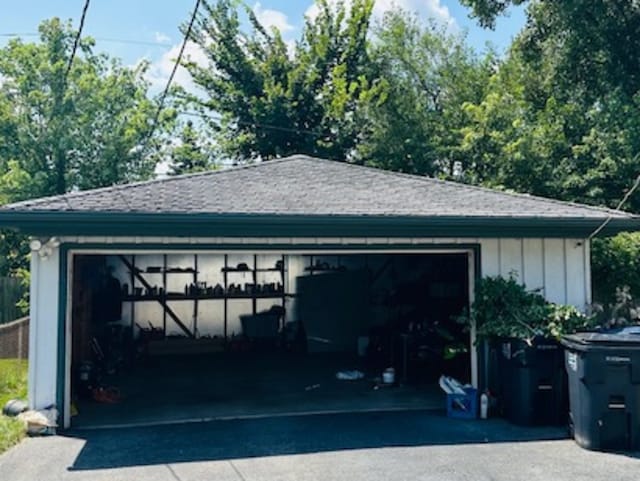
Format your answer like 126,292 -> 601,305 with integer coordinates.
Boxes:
67,250 -> 473,428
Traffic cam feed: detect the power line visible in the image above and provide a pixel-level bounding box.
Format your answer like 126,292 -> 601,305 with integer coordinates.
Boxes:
141,0 -> 202,153
179,111 -> 326,138
57,0 -> 91,210
588,151 -> 640,239
64,0 -> 91,84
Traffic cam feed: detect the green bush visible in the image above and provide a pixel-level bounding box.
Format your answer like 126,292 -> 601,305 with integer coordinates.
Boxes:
592,232 -> 640,305
466,275 -> 594,341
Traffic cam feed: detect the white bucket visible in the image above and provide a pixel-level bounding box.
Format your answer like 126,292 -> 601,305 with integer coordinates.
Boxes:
382,368 -> 395,384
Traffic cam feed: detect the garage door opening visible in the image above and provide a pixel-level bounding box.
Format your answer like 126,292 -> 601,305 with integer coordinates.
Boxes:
68,251 -> 473,428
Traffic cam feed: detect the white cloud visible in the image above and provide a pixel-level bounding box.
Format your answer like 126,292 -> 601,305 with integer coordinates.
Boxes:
144,40 -> 209,95
253,2 -> 295,33
305,0 -> 456,29
154,31 -> 172,44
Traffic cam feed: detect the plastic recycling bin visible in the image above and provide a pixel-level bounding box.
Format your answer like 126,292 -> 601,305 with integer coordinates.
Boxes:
562,328 -> 640,451
499,337 -> 567,426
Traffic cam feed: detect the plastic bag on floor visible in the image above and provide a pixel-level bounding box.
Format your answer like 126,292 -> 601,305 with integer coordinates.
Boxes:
438,375 -> 466,395
17,407 -> 58,435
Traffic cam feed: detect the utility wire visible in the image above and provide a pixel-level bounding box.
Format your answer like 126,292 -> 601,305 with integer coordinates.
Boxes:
64,0 -> 91,85
57,0 -> 91,210
588,151 -> 640,239
142,0 -> 202,152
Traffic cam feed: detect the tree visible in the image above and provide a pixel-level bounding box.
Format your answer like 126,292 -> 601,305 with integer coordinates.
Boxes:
356,10 -> 495,177
184,0 -> 381,162
457,2 -> 640,212
170,120 -> 215,175
459,0 -> 527,29
0,19 -> 168,277
0,18 -> 165,200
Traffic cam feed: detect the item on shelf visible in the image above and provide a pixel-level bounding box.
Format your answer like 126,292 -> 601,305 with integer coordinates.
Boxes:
146,286 -> 159,296
305,261 -> 346,272
134,287 -> 143,296
166,267 -> 194,273
275,260 -> 284,270
213,283 -> 224,296
121,284 -> 129,295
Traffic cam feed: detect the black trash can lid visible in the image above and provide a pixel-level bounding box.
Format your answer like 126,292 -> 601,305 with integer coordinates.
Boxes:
562,327 -> 640,348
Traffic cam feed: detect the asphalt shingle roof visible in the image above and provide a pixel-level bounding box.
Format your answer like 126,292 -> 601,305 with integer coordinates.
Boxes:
1,155 -> 632,220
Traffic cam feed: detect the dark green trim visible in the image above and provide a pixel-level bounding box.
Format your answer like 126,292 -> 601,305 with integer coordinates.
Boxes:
55,242 -> 483,424
1,211 -> 638,238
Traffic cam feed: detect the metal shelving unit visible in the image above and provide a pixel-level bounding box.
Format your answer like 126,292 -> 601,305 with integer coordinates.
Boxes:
120,253 -> 287,340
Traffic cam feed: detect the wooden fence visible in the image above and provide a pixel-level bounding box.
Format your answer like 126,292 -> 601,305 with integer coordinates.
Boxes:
0,277 -> 25,325
0,317 -> 28,359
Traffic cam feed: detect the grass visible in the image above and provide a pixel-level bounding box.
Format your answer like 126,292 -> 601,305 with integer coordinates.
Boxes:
0,359 -> 28,454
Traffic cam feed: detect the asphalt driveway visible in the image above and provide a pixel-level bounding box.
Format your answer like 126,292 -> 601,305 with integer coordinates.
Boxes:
1,410 -> 639,481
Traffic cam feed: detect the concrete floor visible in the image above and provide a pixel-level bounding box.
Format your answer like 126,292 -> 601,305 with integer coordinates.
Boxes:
3,410 -> 639,481
73,352 -> 444,428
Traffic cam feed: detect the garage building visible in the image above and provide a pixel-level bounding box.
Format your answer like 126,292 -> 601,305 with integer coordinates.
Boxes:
1,155 -> 638,429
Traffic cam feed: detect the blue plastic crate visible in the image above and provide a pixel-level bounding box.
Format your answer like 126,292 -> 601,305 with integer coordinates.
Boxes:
446,387 -> 478,419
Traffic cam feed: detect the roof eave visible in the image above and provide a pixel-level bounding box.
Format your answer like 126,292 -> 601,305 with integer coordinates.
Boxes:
0,211 -> 637,238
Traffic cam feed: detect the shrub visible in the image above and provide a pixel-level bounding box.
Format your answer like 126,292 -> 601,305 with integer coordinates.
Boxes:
591,232 -> 640,304
465,275 -> 595,342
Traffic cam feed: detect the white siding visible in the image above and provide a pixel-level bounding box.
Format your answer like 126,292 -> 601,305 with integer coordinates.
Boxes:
29,246 -> 61,411
62,235 -> 591,308
498,238 -> 523,278
566,239 -> 587,307
45,234 -> 592,427
477,237 -> 589,309
523,238 -> 545,294
543,239 -> 566,305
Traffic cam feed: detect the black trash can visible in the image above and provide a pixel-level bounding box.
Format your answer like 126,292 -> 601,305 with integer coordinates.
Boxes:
562,329 -> 640,451
499,337 -> 567,426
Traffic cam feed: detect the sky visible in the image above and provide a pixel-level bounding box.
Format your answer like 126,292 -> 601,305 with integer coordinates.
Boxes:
0,0 -> 527,93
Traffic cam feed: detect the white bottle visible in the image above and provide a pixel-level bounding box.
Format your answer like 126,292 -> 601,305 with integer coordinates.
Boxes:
480,392 -> 489,419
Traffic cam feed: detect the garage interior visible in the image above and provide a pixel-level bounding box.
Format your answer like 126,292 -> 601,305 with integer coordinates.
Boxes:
69,251 -> 472,427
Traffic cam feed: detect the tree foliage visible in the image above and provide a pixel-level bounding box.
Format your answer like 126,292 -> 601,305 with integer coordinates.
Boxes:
170,120 -> 215,175
457,1 -> 640,212
185,0 -> 380,162
459,0 -> 527,29
356,10 -> 495,177
592,233 -> 640,304
0,18 -> 164,201
0,19 -> 167,276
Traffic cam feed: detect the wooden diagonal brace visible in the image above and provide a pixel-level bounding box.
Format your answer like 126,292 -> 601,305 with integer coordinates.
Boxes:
118,255 -> 194,338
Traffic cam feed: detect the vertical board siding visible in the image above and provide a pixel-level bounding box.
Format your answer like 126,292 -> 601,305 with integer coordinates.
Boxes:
584,241 -> 592,306
543,238 -> 567,305
523,239 -> 545,294
565,239 -> 587,309
477,237 -> 586,308
62,235 -> 590,309
29,249 -> 60,410
479,239 -> 500,276
499,238 -> 524,279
